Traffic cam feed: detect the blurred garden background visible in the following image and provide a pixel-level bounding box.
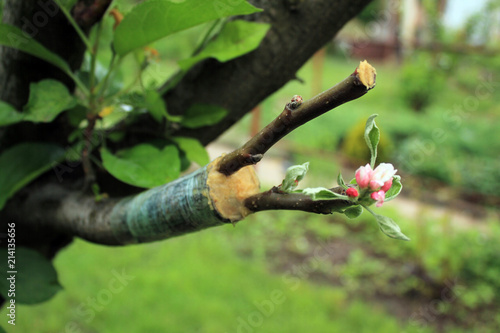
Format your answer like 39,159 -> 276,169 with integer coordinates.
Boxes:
2,0 -> 500,332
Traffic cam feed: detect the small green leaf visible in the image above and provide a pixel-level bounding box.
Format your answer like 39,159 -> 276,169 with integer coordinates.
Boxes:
0,101 -> 24,127
101,144 -> 180,188
301,187 -> 347,200
181,104 -> 227,129
0,143 -> 65,210
0,247 -> 62,304
179,20 -> 270,71
281,162 -> 309,192
337,171 -> 347,189
365,208 -> 410,241
23,80 -> 77,122
344,205 -> 363,219
0,24 -> 72,75
173,137 -> 209,166
144,89 -> 182,123
113,0 -> 262,56
364,114 -> 380,168
385,175 -> 402,201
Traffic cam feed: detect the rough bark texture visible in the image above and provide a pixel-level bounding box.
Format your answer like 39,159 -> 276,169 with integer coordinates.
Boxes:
165,0 -> 373,145
0,0 -> 86,109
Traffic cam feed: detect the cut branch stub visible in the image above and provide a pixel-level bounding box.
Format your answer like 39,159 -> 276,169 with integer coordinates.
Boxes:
218,60 -> 376,176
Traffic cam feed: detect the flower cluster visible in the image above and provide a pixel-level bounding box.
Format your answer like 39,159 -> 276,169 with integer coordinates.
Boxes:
347,163 -> 398,207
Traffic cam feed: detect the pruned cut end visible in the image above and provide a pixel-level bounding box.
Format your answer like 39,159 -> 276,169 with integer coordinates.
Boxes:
357,60 -> 377,90
207,156 -> 260,222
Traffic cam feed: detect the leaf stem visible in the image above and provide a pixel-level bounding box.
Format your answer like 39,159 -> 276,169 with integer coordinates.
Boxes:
89,21 -> 104,114
192,18 -> 225,56
53,0 -> 93,52
97,53 -> 118,99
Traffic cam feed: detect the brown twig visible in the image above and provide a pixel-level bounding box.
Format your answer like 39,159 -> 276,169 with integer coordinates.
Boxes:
218,60 -> 377,176
244,186 -> 353,214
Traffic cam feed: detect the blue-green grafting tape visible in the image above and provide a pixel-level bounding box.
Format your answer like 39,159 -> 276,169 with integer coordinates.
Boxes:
109,165 -> 225,244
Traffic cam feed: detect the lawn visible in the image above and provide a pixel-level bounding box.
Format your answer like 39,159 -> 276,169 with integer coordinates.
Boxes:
1,219 -> 429,333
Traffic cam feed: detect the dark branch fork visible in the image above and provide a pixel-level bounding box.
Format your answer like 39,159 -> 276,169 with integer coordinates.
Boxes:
218,61 -> 377,176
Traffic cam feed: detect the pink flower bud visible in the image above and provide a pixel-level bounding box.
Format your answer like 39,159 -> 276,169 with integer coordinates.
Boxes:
381,178 -> 393,192
370,190 -> 386,207
346,187 -> 359,198
369,180 -> 381,190
355,164 -> 373,188
369,163 -> 397,190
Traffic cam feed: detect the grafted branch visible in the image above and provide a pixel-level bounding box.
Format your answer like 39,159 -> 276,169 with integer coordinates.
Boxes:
218,61 -> 376,175
1,62 -> 376,246
0,0 -> 375,249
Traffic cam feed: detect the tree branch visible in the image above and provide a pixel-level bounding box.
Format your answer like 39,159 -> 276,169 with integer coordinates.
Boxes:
244,186 -> 352,214
218,61 -> 376,175
162,0 -> 373,145
1,61 -> 375,246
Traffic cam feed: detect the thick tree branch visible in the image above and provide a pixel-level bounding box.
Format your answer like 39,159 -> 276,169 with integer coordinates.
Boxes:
1,62 -> 375,246
163,0 -> 373,145
0,0 -> 374,249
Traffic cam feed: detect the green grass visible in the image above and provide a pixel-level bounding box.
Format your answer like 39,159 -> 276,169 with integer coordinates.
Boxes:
1,222 -> 432,333
4,203 -> 499,332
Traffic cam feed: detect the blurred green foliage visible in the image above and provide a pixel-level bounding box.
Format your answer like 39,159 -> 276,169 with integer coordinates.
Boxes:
399,52 -> 445,111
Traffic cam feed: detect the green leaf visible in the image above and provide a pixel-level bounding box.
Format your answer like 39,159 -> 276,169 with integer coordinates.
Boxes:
0,80 -> 76,126
113,0 -> 262,56
301,187 -> 347,200
344,205 -> 363,219
385,175 -> 402,202
337,171 -> 347,189
181,104 -> 227,128
364,114 -> 380,168
0,24 -> 72,75
0,325 -> 6,333
0,143 -> 65,210
281,162 -> 309,192
0,101 -> 24,127
375,214 -> 410,241
101,144 -> 180,188
173,137 -> 209,166
0,247 -> 62,304
144,89 -> 182,123
23,80 -> 77,122
365,208 -> 410,241
179,20 -> 270,71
